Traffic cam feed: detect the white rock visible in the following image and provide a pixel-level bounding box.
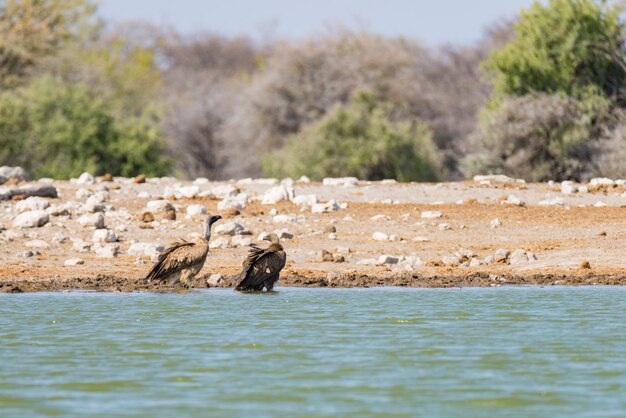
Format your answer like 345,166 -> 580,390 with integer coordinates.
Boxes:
593,201 -> 608,207
490,218 -> 502,229
13,210 -> 50,228
561,181 -> 577,194
187,204 -> 207,216
501,195 -> 524,206
438,223 -> 452,231
217,193 -> 248,211
176,185 -> 201,198
64,258 -> 85,266
237,178 -> 279,186
413,236 -> 430,242
616,179 -> 626,186
473,174 -> 517,183
211,185 -> 238,198
78,213 -> 105,229
147,200 -> 174,213
15,197 -> 50,213
539,197 -> 565,206
275,229 -> 294,239
77,172 -> 95,184
378,255 -> 399,265
356,259 -> 379,265
590,177 -> 615,186
75,188 -> 92,199
328,233 -> 337,240
25,239 -> 49,249
335,246 -> 351,254
483,255 -> 495,265
372,231 -> 389,241
261,184 -> 294,204
137,192 -> 152,199
215,221 -> 249,236
509,249 -> 530,265
494,248 -> 510,263
441,255 -> 460,266
207,274 -> 224,286
322,177 -> 359,187
94,243 -> 119,258
273,214 -> 298,224
421,211 -> 442,219
72,240 -> 92,252
469,258 -> 481,267
311,200 -> 340,213
0,166 -> 27,180
231,235 -> 253,247
371,214 -> 389,221
47,203 -> 73,216
297,176 -> 311,183
193,177 -> 210,185
389,234 -> 399,241
209,237 -> 231,249
92,229 -> 117,243
52,232 -> 68,244
293,194 -> 318,207
128,242 -> 165,258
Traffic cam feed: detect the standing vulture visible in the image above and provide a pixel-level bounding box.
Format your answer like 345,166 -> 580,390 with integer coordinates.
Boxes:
235,233 -> 286,291
145,214 -> 221,287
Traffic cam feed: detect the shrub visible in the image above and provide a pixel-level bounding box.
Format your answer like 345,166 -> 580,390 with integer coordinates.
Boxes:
0,76 -> 170,178
263,92 -> 441,181
463,92 -> 611,181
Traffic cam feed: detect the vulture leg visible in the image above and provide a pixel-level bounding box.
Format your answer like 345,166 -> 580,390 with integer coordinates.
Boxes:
264,274 -> 279,291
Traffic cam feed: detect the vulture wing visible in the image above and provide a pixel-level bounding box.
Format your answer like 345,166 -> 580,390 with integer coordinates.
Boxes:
235,244 -> 286,291
145,239 -> 209,283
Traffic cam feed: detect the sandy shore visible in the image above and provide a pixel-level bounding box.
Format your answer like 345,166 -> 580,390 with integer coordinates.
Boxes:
1,175 -> 625,292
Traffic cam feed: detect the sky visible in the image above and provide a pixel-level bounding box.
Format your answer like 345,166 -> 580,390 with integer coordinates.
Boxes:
98,0 -> 540,46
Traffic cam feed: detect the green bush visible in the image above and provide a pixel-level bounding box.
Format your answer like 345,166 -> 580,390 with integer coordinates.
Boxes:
263,92 -> 441,181
485,0 -> 626,99
0,76 -> 170,178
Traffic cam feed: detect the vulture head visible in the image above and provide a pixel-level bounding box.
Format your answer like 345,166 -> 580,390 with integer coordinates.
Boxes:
204,214 -> 222,240
263,233 -> 280,245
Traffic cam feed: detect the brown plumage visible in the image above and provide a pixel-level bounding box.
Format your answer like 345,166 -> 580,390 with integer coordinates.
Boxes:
235,233 -> 286,291
145,214 -> 221,287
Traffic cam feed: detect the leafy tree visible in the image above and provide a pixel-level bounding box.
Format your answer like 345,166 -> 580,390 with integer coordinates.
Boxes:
263,92 -> 441,181
485,0 -> 626,99
0,76 -> 170,178
0,0 -> 95,88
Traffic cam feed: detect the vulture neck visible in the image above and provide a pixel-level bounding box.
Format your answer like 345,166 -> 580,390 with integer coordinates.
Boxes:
203,223 -> 213,241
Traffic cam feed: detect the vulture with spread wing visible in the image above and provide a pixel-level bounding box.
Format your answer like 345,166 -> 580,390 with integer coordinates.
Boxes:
145,214 -> 221,287
235,233 -> 286,291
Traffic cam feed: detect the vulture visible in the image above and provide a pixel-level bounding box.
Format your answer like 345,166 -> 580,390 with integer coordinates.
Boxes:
235,233 -> 286,292
145,214 -> 221,287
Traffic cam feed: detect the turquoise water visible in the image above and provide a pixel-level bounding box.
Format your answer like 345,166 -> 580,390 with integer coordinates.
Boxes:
1,287 -> 625,417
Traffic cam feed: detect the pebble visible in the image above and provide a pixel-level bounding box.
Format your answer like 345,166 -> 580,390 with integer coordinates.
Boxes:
128,242 -> 165,257
378,255 -> 399,265
293,194 -> 318,206
15,197 -> 50,213
187,204 -> 207,216
207,274 -> 224,287
72,240 -> 92,252
261,184 -> 294,204
92,229 -> 117,243
421,211 -> 442,219
209,237 -> 231,249
78,213 -> 105,229
328,233 -> 337,240
64,258 -> 85,266
77,172 -> 95,184
93,243 -> 119,258
215,222 -> 250,236
147,200 -> 174,213
25,239 -> 50,249
494,248 -> 510,263
273,214 -> 298,224
372,231 -> 389,241
501,195 -> 524,206
490,218 -> 502,229
441,255 -> 460,266
13,210 -> 50,228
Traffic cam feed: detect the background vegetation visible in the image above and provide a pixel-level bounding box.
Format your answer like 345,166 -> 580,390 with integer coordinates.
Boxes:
1,0 -> 625,181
